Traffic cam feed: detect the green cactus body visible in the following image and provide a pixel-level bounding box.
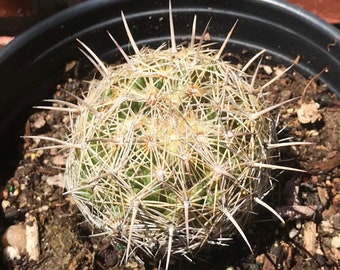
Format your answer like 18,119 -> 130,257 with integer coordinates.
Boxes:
65,40 -> 276,255
27,5 -> 307,267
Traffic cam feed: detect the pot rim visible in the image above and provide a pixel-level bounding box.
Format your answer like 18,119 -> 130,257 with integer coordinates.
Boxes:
2,0 -> 340,56
1,0 -> 340,92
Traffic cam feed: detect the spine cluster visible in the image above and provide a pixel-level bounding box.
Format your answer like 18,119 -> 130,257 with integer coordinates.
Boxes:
28,3 -> 307,268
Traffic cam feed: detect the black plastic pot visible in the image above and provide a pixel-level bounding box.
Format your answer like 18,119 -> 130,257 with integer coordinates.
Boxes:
1,0 -> 340,179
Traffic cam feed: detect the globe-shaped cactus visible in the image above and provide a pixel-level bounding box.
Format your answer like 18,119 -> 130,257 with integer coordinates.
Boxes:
29,3 -> 307,269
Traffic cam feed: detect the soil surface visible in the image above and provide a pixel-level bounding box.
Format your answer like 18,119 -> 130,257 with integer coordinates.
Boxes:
1,50 -> 340,270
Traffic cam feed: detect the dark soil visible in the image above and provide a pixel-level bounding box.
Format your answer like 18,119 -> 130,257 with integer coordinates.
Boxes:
1,50 -> 340,270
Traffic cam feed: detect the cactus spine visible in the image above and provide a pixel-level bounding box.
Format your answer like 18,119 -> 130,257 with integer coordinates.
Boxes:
28,2 -> 309,268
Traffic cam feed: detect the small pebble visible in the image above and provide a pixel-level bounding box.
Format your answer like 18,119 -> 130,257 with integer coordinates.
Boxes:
296,219 -> 302,229
126,261 -> 138,268
274,67 -> 285,76
289,228 -> 299,239
52,155 -> 66,166
332,194 -> 340,206
2,224 -> 26,256
2,200 -> 10,209
286,107 -> 294,114
32,115 -> 46,129
262,65 -> 273,75
331,235 -> 340,249
46,173 -> 64,188
306,129 -> 319,137
3,246 -> 21,260
297,102 -> 322,124
319,220 -> 334,234
38,205 -> 50,212
330,213 -> 340,230
317,186 -> 328,207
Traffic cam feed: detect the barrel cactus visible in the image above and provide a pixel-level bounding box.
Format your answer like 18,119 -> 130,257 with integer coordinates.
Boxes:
29,3 -> 307,268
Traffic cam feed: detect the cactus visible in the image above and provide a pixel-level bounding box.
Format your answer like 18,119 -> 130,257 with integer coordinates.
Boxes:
27,2 -> 310,268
